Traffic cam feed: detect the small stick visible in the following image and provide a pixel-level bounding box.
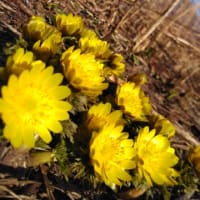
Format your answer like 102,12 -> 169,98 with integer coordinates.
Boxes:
133,0 -> 181,52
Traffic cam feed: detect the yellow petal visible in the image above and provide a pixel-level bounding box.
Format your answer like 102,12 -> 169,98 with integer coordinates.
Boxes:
18,70 -> 29,87
4,125 -> 22,148
8,75 -> 18,89
106,168 -> 122,185
120,160 -> 136,169
50,86 -> 71,100
30,60 -> 46,76
44,120 -> 63,133
45,73 -> 63,88
54,110 -> 70,120
37,126 -> 52,143
0,99 -> 6,112
53,100 -> 72,110
22,126 -> 35,148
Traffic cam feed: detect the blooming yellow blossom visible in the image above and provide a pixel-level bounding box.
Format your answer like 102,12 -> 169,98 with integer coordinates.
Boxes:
90,124 -> 136,189
103,53 -> 125,77
116,82 -> 151,121
33,32 -> 62,61
87,102 -> 124,131
189,145 -> 200,174
56,13 -> 84,36
79,36 -> 111,59
61,47 -> 108,99
133,126 -> 179,186
149,114 -> 176,138
24,16 -> 58,41
24,16 -> 47,41
0,61 -> 72,148
6,48 -> 34,76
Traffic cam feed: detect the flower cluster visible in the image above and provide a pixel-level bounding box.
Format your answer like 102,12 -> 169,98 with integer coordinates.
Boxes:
87,102 -> 179,188
87,103 -> 135,189
0,12 -> 181,196
23,13 -> 125,100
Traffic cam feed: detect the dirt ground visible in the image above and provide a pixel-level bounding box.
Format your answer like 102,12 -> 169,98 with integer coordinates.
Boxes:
0,0 -> 200,199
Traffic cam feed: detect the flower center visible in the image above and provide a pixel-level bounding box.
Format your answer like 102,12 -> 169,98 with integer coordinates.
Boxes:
19,88 -> 51,125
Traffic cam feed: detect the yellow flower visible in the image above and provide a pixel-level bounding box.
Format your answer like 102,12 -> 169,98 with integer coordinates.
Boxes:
0,61 -> 72,148
90,124 -> 136,189
134,126 -> 179,186
61,47 -> 108,99
87,102 -> 124,131
116,82 -> 151,121
80,27 -> 97,38
189,145 -> 200,174
6,48 -> 34,76
79,36 -> 111,59
56,13 -> 84,36
149,114 -> 176,138
24,16 -> 47,41
103,53 -> 125,77
33,32 -> 62,61
24,16 -> 58,41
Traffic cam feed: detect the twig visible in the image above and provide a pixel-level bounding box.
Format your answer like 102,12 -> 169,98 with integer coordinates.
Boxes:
118,185 -> 150,199
133,0 -> 182,52
113,4 -> 137,33
0,185 -> 22,200
156,2 -> 200,53
140,6 -> 200,54
0,1 -> 16,12
173,143 -> 189,151
157,2 -> 200,38
40,165 -> 56,200
66,191 -> 82,200
0,178 -> 40,186
165,32 -> 200,54
15,0 -> 34,16
1,21 -> 21,37
175,125 -> 200,147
